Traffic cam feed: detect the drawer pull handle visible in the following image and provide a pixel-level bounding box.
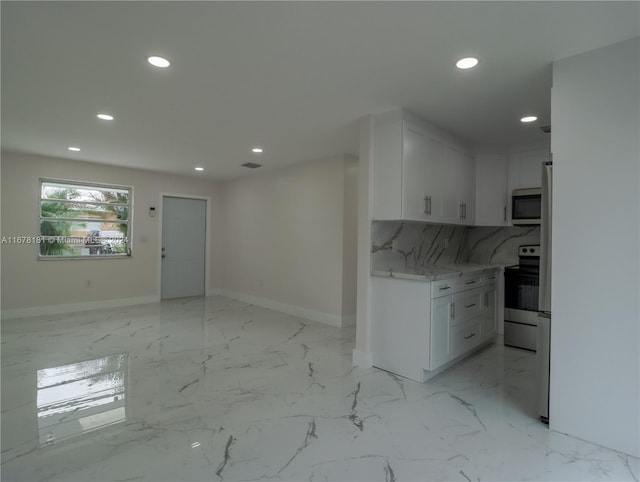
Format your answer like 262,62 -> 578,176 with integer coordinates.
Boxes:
464,333 -> 477,340
439,286 -> 451,291
465,280 -> 477,285
464,303 -> 476,308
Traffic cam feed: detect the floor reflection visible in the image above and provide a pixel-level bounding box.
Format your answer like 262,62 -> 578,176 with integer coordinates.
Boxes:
37,353 -> 128,446
2,297 -> 636,481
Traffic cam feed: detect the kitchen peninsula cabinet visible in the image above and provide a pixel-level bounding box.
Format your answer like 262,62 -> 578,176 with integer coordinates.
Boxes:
371,267 -> 499,383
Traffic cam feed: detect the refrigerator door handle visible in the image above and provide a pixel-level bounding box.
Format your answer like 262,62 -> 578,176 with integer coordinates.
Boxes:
538,162 -> 553,313
537,312 -> 551,423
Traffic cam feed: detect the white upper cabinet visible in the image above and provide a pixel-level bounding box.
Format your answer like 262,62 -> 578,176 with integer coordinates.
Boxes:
506,143 -> 550,223
508,146 -> 548,191
442,143 -> 475,224
404,126 -> 448,223
373,110 -> 474,225
460,151 -> 476,225
371,110 -> 547,226
423,132 -> 446,223
401,123 -> 436,221
474,144 -> 549,226
443,144 -> 463,223
475,153 -> 508,226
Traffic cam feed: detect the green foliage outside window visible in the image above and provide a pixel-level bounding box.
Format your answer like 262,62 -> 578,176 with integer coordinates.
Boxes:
39,180 -> 131,258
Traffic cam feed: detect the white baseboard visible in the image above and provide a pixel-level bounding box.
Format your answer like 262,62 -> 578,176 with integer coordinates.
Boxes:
1,290 -> 351,328
219,289 -> 344,328
352,348 -> 373,367
1,295 -> 160,320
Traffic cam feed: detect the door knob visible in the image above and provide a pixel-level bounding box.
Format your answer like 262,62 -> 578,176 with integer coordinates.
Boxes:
161,254 -> 166,259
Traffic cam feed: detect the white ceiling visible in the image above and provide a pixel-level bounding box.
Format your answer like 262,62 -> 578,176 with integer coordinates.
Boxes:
2,2 -> 639,179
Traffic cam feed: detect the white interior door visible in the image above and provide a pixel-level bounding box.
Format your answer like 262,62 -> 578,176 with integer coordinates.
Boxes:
161,196 -> 207,299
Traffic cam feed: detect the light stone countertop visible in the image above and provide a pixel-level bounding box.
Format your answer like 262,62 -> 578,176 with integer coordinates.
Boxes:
371,263 -> 502,282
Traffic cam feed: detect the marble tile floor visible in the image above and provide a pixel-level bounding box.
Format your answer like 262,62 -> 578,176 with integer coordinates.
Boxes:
1,296 -> 638,482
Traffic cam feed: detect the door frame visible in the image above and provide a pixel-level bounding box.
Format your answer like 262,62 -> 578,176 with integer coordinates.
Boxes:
157,193 -> 211,300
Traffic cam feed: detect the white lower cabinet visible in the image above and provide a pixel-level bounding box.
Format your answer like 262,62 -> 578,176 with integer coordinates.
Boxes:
371,276 -> 430,383
372,268 -> 499,383
453,288 -> 483,323
481,285 -> 497,341
430,296 -> 452,370
451,320 -> 482,359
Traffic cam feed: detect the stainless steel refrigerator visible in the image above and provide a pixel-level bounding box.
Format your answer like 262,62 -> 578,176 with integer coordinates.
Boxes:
537,161 -> 552,423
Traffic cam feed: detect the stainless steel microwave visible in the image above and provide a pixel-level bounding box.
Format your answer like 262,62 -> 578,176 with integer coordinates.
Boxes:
511,188 -> 541,225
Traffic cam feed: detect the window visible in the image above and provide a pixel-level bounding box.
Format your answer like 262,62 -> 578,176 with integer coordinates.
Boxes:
39,179 -> 131,258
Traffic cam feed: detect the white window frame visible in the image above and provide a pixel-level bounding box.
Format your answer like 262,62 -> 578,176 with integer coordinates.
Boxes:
38,178 -> 133,260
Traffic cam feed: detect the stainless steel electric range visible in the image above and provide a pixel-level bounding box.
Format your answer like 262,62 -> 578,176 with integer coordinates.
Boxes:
504,245 -> 540,351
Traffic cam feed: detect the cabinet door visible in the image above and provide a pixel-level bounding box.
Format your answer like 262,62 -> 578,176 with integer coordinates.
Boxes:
460,152 -> 475,225
402,124 -> 428,221
475,153 -> 508,226
481,286 -> 497,340
508,150 -> 544,191
443,144 -> 464,223
443,143 -> 475,225
430,295 -> 452,370
423,134 -> 445,222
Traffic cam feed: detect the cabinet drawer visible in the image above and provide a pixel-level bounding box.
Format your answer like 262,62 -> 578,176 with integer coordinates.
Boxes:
451,319 -> 482,359
482,270 -> 499,285
452,289 -> 483,325
456,275 -> 482,292
431,278 -> 455,298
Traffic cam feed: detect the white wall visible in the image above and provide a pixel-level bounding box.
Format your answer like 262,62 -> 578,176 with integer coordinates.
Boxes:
341,156 -> 359,324
1,151 -> 223,316
354,115 -> 374,367
1,150 -> 359,328
219,155 -> 357,327
550,37 -> 639,457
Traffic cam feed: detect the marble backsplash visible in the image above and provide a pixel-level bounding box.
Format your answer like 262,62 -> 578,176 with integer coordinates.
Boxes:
372,221 -> 540,271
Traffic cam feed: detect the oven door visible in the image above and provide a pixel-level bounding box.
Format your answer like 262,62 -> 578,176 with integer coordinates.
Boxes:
504,268 -> 539,312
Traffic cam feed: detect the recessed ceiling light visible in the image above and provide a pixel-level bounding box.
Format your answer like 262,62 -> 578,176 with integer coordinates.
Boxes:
147,56 -> 171,68
68,146 -> 81,152
242,162 -> 262,169
251,148 -> 263,153
194,167 -> 204,171
456,57 -> 479,69
521,116 -> 538,123
97,113 -> 114,121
